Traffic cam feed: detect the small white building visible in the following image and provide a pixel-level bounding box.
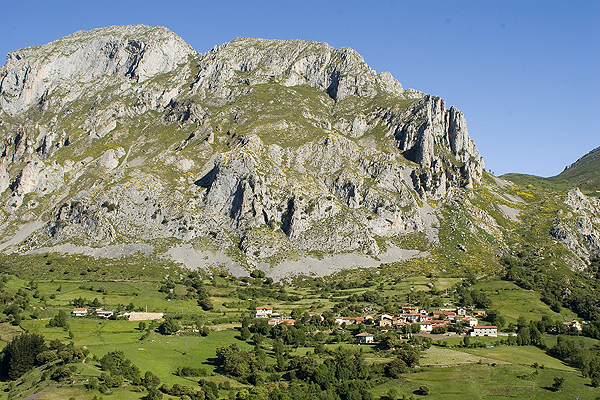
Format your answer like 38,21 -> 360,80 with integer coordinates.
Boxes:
418,321 -> 433,332
463,316 -> 479,327
73,308 -> 87,317
355,332 -> 374,344
255,307 -> 273,318
96,310 -> 114,318
470,325 -> 497,337
564,320 -> 582,331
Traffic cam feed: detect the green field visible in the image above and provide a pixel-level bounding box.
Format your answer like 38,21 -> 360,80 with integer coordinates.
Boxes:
0,265 -> 596,400
469,279 -> 577,324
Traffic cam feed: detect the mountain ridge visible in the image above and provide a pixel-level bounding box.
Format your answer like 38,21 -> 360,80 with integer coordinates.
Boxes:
0,25 -> 597,280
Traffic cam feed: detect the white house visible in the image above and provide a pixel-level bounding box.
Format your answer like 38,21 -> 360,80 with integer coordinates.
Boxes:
564,320 -> 582,331
73,308 -> 87,317
255,307 -> 273,318
463,316 -> 478,327
418,321 -> 433,332
470,325 -> 497,337
355,332 -> 374,344
96,310 -> 114,318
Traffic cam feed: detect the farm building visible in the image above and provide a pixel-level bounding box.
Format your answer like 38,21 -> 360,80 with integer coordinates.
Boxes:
126,312 -> 164,321
355,332 -> 374,344
470,326 -> 497,337
72,308 -> 87,317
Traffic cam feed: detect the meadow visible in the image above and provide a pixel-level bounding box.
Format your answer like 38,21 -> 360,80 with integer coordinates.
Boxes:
0,254 -> 597,399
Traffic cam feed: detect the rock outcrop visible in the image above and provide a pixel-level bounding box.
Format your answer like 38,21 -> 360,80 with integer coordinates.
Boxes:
0,25 -> 195,116
0,25 -> 497,274
551,188 -> 600,266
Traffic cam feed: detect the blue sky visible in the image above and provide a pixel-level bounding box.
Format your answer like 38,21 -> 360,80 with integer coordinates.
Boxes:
1,1 -> 598,177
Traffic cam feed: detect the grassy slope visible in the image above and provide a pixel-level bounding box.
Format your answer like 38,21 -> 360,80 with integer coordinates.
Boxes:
503,146 -> 600,195
550,146 -> 600,191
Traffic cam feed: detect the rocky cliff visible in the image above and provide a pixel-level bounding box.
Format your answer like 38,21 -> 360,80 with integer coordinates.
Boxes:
2,24 -> 595,278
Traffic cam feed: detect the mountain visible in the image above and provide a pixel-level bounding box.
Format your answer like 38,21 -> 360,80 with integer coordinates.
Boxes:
549,146 -> 600,192
503,146 -> 600,195
0,25 -> 598,279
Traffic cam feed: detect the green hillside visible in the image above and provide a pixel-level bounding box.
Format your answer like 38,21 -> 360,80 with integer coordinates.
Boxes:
504,146 -> 600,195
549,146 -> 600,192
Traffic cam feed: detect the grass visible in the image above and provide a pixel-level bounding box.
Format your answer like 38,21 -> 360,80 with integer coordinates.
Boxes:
421,345 -> 487,366
457,345 -> 575,372
469,279 -> 577,325
370,362 -> 598,400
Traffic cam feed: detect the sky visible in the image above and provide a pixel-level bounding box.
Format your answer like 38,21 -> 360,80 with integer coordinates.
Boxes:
0,1 -> 598,177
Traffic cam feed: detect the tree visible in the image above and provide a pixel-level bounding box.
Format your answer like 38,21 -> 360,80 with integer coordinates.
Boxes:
99,350 -> 140,382
48,310 -> 68,328
1,333 -> 47,379
386,357 -> 408,378
551,377 -> 564,391
158,316 -> 179,335
240,326 -> 251,341
199,298 -> 214,311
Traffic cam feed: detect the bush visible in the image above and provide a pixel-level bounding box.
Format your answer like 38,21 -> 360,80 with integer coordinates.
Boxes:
176,366 -> 207,377
51,365 -> 72,382
418,385 -> 430,395
100,350 -> 140,382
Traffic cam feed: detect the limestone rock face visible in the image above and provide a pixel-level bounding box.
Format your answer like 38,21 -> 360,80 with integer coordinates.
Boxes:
0,25 -> 499,272
190,38 -> 405,102
0,25 -> 195,115
385,95 -> 484,198
551,188 -> 600,267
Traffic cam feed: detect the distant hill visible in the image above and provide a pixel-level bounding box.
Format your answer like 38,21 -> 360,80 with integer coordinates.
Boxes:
549,146 -> 600,192
503,146 -> 600,194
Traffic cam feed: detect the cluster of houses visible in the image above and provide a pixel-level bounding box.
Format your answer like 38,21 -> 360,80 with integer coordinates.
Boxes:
256,305 -> 500,342
374,306 -> 494,337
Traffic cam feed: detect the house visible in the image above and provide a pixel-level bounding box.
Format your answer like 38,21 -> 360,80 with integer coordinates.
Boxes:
400,313 -> 422,323
96,310 -> 114,318
564,320 -> 582,331
268,318 -> 296,326
473,310 -> 486,317
126,312 -> 164,321
73,308 -> 87,317
463,316 -> 478,327
335,317 -> 364,325
255,307 -> 273,318
379,314 -> 394,327
470,326 -> 498,337
402,306 -> 419,314
417,321 -> 433,332
355,332 -> 374,344
456,307 -> 467,316
432,310 -> 456,320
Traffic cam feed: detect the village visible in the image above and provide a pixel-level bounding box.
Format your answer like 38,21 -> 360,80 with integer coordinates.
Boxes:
256,305 -> 497,343
255,305 -> 584,344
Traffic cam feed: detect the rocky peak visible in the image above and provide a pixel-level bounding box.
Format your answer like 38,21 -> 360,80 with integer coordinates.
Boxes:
190,37 -> 407,102
0,25 -> 195,115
